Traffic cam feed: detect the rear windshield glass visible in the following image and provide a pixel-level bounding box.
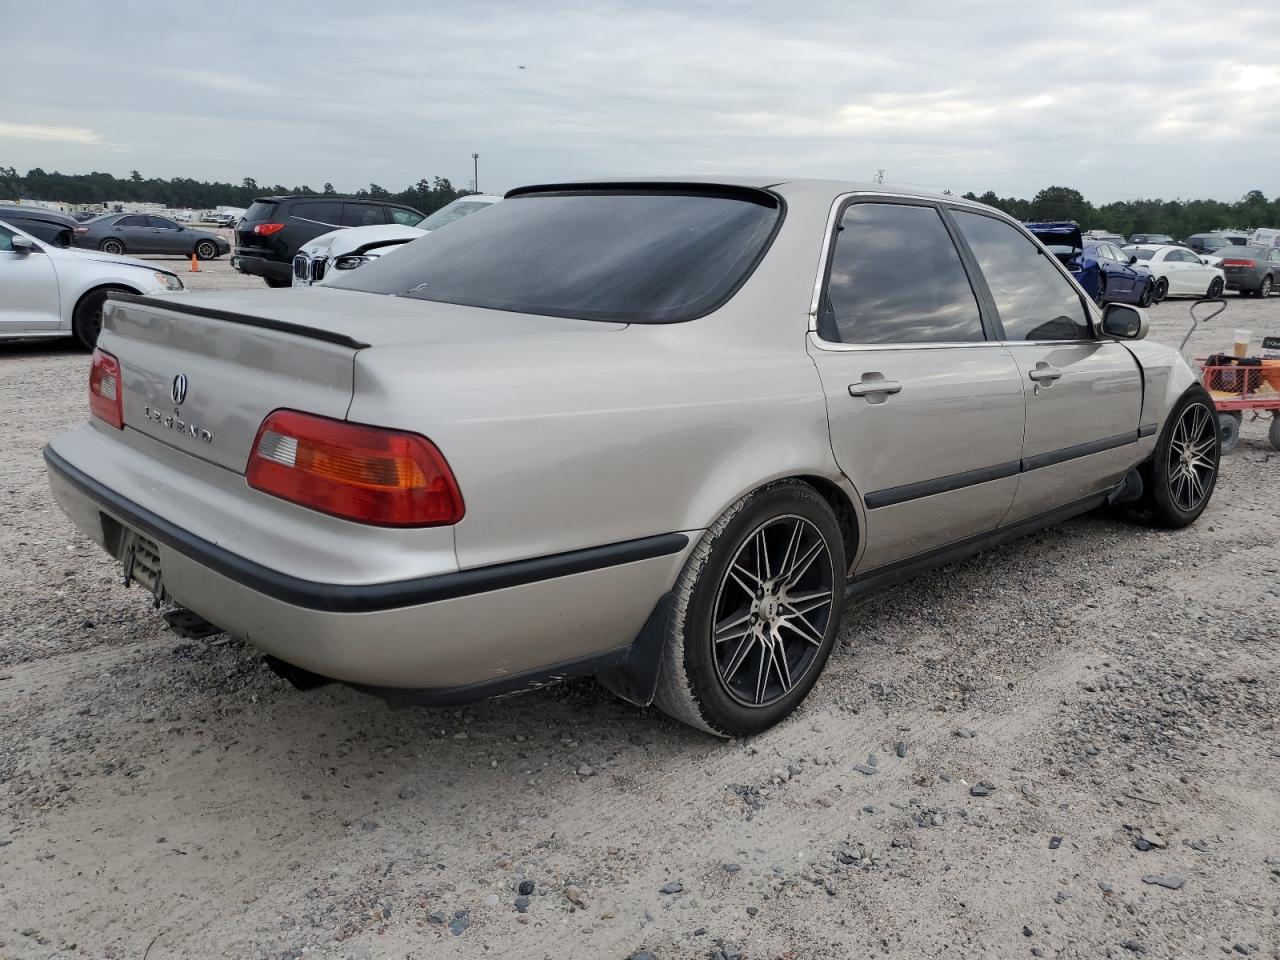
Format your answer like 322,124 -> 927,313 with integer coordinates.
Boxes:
419,200 -> 492,230
328,190 -> 781,323
1225,246 -> 1266,258
244,200 -> 277,222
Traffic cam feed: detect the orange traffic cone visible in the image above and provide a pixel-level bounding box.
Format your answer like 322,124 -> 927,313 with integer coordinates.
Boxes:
190,252 -> 200,272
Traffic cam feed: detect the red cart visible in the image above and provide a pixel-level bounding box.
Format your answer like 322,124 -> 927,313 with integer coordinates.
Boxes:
1182,298 -> 1280,452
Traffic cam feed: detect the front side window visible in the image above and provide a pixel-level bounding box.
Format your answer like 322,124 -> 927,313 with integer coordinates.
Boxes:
0,224 -> 14,251
819,202 -> 984,344
953,211 -> 1090,342
330,190 -> 781,324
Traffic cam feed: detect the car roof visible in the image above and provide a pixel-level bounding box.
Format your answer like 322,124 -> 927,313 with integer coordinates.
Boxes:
254,195 -> 417,206
0,204 -> 76,222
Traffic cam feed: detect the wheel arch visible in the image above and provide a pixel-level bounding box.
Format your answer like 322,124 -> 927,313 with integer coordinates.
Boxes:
70,282 -> 142,338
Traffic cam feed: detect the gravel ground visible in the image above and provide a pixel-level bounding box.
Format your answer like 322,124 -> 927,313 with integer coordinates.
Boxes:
1,267 -> 1278,960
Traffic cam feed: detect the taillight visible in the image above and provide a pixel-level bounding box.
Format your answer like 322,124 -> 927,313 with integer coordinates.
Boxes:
1222,259 -> 1256,268
253,222 -> 286,236
74,226 -> 89,234
89,348 -> 124,429
246,410 -> 464,527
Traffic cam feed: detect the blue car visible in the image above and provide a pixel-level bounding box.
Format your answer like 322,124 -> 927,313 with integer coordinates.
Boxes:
1025,221 -> 1154,307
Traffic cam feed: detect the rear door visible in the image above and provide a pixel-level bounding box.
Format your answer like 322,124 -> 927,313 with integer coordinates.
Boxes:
340,202 -> 389,228
949,209 -> 1144,524
0,224 -> 61,331
808,198 -> 1025,571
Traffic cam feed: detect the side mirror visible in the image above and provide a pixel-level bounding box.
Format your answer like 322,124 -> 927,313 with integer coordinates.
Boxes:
1101,303 -> 1148,340
1201,258 -> 1210,265
1128,254 -> 1138,265
10,236 -> 36,254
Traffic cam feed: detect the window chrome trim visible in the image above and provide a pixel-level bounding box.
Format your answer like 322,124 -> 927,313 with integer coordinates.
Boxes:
807,331 -> 1101,353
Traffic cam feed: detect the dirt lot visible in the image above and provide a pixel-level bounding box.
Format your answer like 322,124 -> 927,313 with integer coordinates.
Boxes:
1,264 -> 1278,960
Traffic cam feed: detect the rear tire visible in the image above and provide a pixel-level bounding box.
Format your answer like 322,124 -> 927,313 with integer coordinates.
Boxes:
1131,389 -> 1219,529
1152,278 -> 1168,303
1260,276 -> 1274,298
651,480 -> 846,737
99,238 -> 125,256
1269,415 -> 1280,452
1095,276 -> 1107,306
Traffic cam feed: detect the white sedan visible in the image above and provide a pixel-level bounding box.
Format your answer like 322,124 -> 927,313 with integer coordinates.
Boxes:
292,195 -> 501,286
1,219 -> 184,349
1126,244 -> 1225,301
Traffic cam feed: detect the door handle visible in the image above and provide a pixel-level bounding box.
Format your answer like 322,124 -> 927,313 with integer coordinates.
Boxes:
849,379 -> 902,397
1028,365 -> 1062,383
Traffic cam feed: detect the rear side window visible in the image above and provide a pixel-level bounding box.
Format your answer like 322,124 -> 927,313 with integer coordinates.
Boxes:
117,215 -> 147,227
243,201 -> 277,222
289,201 -> 340,225
341,203 -> 388,227
819,202 -> 984,344
953,211 -> 1091,342
328,190 -> 781,324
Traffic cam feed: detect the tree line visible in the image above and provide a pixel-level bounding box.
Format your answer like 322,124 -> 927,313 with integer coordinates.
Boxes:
959,185 -> 1277,238
3,166 -> 1276,237
0,166 -> 470,215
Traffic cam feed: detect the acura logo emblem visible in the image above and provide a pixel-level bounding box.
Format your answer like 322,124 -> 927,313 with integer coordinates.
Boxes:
171,374 -> 188,406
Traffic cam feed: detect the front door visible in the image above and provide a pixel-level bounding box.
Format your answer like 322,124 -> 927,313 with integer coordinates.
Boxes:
808,199 -> 1025,572
0,225 -> 61,331
948,209 -> 1144,523
112,214 -> 152,253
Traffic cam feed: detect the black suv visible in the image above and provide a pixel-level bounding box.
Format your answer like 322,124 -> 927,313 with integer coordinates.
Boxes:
0,204 -> 78,247
233,195 -> 425,286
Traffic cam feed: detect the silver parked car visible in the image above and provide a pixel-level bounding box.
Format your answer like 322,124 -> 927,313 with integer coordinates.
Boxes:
1,219 -> 183,348
44,179 -> 1219,736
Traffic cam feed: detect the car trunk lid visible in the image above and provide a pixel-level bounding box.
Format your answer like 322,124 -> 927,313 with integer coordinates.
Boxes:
103,291 -> 361,473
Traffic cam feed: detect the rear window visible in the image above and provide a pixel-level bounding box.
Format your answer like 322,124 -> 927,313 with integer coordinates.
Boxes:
243,201 -> 278,222
329,190 -> 781,323
1130,248 -> 1155,260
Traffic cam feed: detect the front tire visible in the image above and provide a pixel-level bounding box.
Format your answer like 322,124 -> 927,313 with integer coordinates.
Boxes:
195,240 -> 218,260
72,287 -> 129,350
1206,277 -> 1224,298
1132,389 -> 1220,529
1152,278 -> 1168,303
99,238 -> 125,256
651,480 -> 846,737
264,276 -> 290,288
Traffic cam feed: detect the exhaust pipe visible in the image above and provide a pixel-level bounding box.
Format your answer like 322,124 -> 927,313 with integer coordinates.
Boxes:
263,655 -> 334,691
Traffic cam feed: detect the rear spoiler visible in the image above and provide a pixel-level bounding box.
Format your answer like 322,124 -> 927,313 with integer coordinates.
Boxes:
105,291 -> 371,350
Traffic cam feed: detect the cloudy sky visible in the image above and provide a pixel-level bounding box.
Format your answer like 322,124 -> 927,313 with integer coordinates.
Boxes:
4,1 -> 1277,202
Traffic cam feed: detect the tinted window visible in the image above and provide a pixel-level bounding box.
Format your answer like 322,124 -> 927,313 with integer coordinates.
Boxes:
244,200 -> 277,222
0,224 -> 13,251
341,203 -> 387,227
148,216 -> 179,229
953,211 -> 1090,342
290,201 -> 340,225
1130,248 -> 1155,260
330,191 -> 780,324
390,208 -> 425,226
117,215 -> 147,227
819,203 -> 983,344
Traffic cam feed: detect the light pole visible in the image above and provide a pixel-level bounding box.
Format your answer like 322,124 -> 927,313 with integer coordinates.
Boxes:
472,153 -> 479,193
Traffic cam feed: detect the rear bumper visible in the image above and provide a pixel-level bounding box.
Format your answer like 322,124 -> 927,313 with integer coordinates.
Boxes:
43,442 -> 692,694
231,252 -> 291,283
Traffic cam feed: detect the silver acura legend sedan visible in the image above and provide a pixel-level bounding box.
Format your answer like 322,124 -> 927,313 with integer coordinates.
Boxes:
44,179 -> 1219,736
